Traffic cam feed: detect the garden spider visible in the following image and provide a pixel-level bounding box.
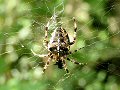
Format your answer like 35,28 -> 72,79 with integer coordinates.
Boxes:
31,17 -> 85,73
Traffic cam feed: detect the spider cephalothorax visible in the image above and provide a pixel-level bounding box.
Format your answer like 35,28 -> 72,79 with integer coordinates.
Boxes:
31,17 -> 84,73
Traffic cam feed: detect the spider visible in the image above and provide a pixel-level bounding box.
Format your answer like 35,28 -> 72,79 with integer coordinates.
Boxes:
31,17 -> 85,73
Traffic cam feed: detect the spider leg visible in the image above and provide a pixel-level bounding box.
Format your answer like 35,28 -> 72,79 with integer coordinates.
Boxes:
67,58 -> 86,66
31,49 -> 48,58
69,46 -> 85,55
43,57 -> 52,72
62,59 -> 69,73
44,21 -> 49,48
69,17 -> 77,45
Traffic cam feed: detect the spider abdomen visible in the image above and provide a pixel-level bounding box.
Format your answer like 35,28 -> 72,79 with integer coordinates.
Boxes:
48,27 -> 70,55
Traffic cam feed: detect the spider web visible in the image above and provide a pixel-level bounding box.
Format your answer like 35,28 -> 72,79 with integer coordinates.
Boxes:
0,0 -> 120,90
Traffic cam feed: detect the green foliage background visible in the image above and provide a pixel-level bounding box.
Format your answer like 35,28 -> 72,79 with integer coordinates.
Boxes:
0,0 -> 120,90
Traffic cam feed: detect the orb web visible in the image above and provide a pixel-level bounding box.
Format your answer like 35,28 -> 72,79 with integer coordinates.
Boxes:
0,0 -> 120,90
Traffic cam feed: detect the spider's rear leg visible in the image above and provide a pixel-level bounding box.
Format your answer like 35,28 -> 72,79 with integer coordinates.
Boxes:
69,17 -> 77,45
43,57 -> 52,72
63,60 -> 69,73
67,58 -> 86,66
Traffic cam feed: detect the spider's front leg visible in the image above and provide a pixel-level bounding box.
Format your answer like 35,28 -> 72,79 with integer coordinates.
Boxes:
69,17 -> 77,45
31,49 -> 48,58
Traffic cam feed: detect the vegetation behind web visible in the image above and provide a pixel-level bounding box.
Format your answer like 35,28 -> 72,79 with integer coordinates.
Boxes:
0,0 -> 120,90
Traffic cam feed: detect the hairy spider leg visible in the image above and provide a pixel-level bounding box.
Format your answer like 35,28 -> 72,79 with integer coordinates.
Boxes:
67,58 -> 86,66
69,46 -> 86,55
62,59 -> 69,73
69,17 -> 77,45
43,55 -> 52,72
31,49 -> 48,58
44,21 -> 49,48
